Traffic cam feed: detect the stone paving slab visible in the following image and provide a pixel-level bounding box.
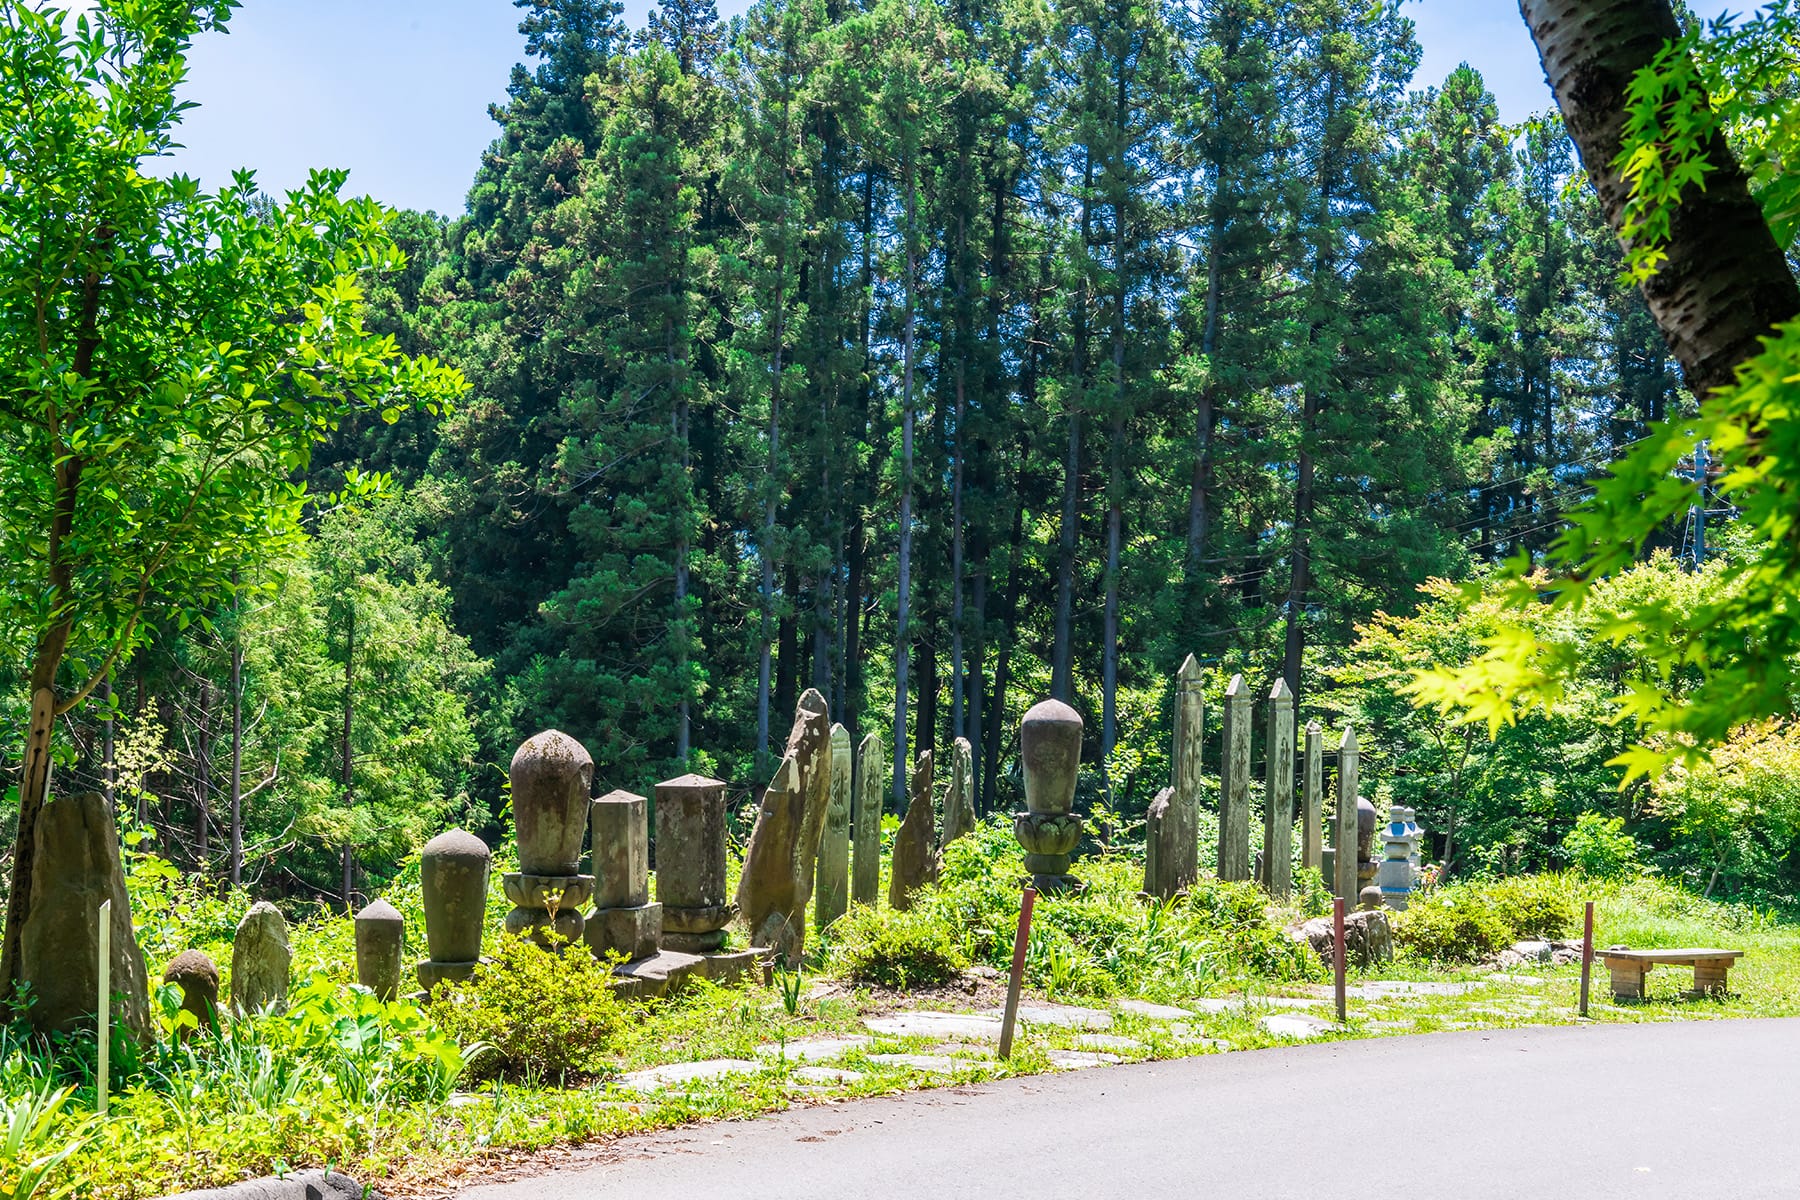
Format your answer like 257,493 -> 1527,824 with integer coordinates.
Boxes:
755,1037 -> 871,1062
791,1066 -> 865,1085
1115,999 -> 1192,1020
1259,1014 -> 1339,1040
865,1012 -> 1005,1041
1486,973 -> 1549,987
1350,980 -> 1482,1000
1190,995 -> 1322,1013
1074,1033 -> 1144,1053
1047,1050 -> 1123,1070
619,1058 -> 761,1091
868,1053 -> 961,1074
980,1002 -> 1113,1030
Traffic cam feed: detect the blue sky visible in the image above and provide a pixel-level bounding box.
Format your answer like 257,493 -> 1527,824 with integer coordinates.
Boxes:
156,0 -> 1557,216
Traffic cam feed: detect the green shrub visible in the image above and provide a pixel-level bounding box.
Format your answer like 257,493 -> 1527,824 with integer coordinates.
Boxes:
427,935 -> 625,1081
1396,890 -> 1512,963
1483,875 -> 1577,940
828,907 -> 966,990
1560,812 -> 1641,879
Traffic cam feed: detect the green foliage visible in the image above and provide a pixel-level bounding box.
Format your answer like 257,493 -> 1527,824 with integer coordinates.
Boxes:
1560,813 -> 1642,881
1651,721 -> 1800,906
1397,875 -> 1578,963
1481,875 -> 1578,941
827,907 -> 966,991
0,1081 -> 85,1200
427,935 -> 626,1082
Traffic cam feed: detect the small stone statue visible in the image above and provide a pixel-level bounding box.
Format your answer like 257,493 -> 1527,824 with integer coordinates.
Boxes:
1014,699 -> 1084,893
504,731 -> 596,949
418,828 -> 491,989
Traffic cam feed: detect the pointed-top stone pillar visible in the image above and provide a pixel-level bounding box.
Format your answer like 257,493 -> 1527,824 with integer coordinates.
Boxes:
736,687 -> 832,964
1167,654 -> 1205,895
890,749 -> 941,910
1218,675 -> 1252,882
1262,678 -> 1296,897
941,736 -> 976,849
852,734 -> 884,907
1333,726 -> 1360,905
1302,722 -> 1324,873
815,724 -> 853,931
655,773 -> 735,953
1015,699 -> 1085,892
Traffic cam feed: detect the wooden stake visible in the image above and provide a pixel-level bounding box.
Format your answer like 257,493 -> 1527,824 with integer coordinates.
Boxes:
1579,900 -> 1595,1018
998,885 -> 1037,1059
1333,896 -> 1347,1024
97,898 -> 111,1118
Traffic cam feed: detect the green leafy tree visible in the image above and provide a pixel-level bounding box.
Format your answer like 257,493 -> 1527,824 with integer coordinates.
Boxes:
0,1 -> 463,992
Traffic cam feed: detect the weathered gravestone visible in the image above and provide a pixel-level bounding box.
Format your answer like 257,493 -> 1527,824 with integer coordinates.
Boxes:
1153,654 -> 1206,899
1261,678 -> 1296,898
736,688 -> 832,964
586,790 -> 662,962
1217,675 -> 1252,882
655,773 -> 736,953
163,949 -> 219,1038
852,734 -> 883,907
20,792 -> 152,1042
940,736 -> 976,850
231,901 -> 291,1014
505,730 -> 596,949
354,899 -> 405,1001
889,750 -> 941,911
1332,727 -> 1360,906
1143,786 -> 1179,899
815,725 -> 853,931
1301,721 -> 1324,873
418,829 -> 490,989
1014,699 -> 1084,893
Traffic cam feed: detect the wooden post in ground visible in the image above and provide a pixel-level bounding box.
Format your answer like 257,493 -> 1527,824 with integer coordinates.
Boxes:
1333,896 -> 1347,1025
1218,675 -> 1252,882
1169,654 -> 1204,893
1262,679 -> 1295,896
1302,722 -> 1323,873
98,898 -> 111,1118
999,886 -> 1038,1060
1333,727 -> 1359,906
1579,901 -> 1595,1017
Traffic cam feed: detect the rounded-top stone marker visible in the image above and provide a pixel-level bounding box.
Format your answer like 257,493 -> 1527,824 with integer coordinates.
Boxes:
354,899 -> 405,1001
510,730 -> 594,876
163,948 -> 220,1035
231,900 -> 292,1014
1020,699 -> 1083,816
421,829 -> 491,964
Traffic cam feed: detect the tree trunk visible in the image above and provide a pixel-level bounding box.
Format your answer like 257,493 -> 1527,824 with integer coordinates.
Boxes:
230,614 -> 244,888
1281,387 -> 1317,703
341,600 -> 355,911
1520,0 -> 1800,397
893,160 -> 920,812
195,680 -> 212,867
101,674 -> 115,811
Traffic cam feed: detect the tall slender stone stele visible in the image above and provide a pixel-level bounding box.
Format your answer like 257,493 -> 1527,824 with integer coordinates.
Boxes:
505,730 -> 596,949
418,829 -> 491,989
655,773 -> 735,953
736,688 -> 832,965
586,790 -> 662,962
889,749 -> 941,911
354,899 -> 405,1002
815,724 -> 853,931
1147,654 -> 1204,900
851,734 -> 884,907
940,736 -> 976,850
1301,721 -> 1324,874
1217,675 -> 1252,882
1014,699 -> 1085,894
19,792 -> 152,1043
1332,726 -> 1360,906
231,901 -> 291,1015
1261,678 -> 1296,898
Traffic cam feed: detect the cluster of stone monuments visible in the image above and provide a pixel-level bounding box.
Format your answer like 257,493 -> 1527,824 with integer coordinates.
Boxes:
1142,657 -> 1428,914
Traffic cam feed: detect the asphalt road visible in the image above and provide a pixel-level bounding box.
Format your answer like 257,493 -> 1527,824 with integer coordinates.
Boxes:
458,1019 -> 1800,1199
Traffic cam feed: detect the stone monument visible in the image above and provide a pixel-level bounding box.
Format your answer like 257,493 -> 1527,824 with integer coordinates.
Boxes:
505,730 -> 596,949
1261,678 -> 1296,897
736,689 -> 832,964
815,726 -> 853,930
1014,699 -> 1084,893
1332,727 -> 1359,905
1301,721 -> 1324,873
940,736 -> 976,849
231,901 -> 291,1014
418,829 -> 491,989
655,773 -> 736,953
163,949 -> 219,1038
1376,805 -> 1413,910
1356,796 -> 1380,893
354,899 -> 404,1001
585,790 -> 661,962
889,749 -> 940,910
1218,675 -> 1252,881
1143,786 -> 1178,900
852,733 -> 884,907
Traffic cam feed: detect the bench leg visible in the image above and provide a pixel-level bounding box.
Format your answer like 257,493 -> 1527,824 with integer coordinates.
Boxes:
1689,962 -> 1730,998
1608,962 -> 1648,1000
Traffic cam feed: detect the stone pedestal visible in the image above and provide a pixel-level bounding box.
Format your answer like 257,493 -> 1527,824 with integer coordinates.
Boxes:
354,899 -> 405,1001
815,725 -> 853,930
231,901 -> 291,1015
585,790 -> 662,962
508,730 -> 596,949
1015,699 -> 1084,893
418,828 -> 491,990
655,773 -> 736,953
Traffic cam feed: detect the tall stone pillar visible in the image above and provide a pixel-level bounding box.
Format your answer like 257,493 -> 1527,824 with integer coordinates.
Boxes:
1142,786 -> 1177,900
1167,653 -> 1204,896
1013,699 -> 1084,893
736,688 -> 831,963
1217,675 -> 1252,882
655,773 -> 735,953
585,790 -> 662,962
1262,679 -> 1296,897
852,733 -> 883,907
941,736 -> 976,849
815,724 -> 853,931
418,829 -> 491,989
889,750 -> 940,910
1301,722 -> 1324,873
1333,726 -> 1360,905
504,730 -> 596,949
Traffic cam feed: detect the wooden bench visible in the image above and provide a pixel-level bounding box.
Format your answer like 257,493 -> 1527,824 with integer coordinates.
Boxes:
1597,948 -> 1744,1000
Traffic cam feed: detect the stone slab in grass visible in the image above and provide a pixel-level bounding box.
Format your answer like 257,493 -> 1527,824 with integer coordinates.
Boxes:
755,1036 -> 871,1063
1190,995 -> 1322,1014
983,1002 -> 1113,1030
865,1011 -> 1005,1040
1047,1049 -> 1123,1070
619,1058 -> 761,1091
1486,973 -> 1549,987
792,1066 -> 865,1085
1075,1033 -> 1144,1053
868,1052 -> 960,1074
1351,980 -> 1481,1000
1259,1014 -> 1339,1040
1115,999 -> 1192,1021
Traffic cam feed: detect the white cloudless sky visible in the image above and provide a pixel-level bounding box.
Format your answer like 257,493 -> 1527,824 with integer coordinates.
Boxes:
149,0 -> 1561,216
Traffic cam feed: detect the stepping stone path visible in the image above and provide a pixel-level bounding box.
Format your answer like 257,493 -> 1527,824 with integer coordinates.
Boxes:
1115,999 -> 1192,1020
1486,974 -> 1548,987
1047,1050 -> 1122,1070
756,1037 -> 870,1063
1190,995 -> 1322,1014
993,1002 -> 1114,1030
866,1011 -> 1005,1041
791,1066 -> 865,1085
869,1053 -> 961,1075
1350,980 -> 1481,1000
620,1059 -> 761,1092
1259,1014 -> 1338,1041
1075,1034 -> 1144,1053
